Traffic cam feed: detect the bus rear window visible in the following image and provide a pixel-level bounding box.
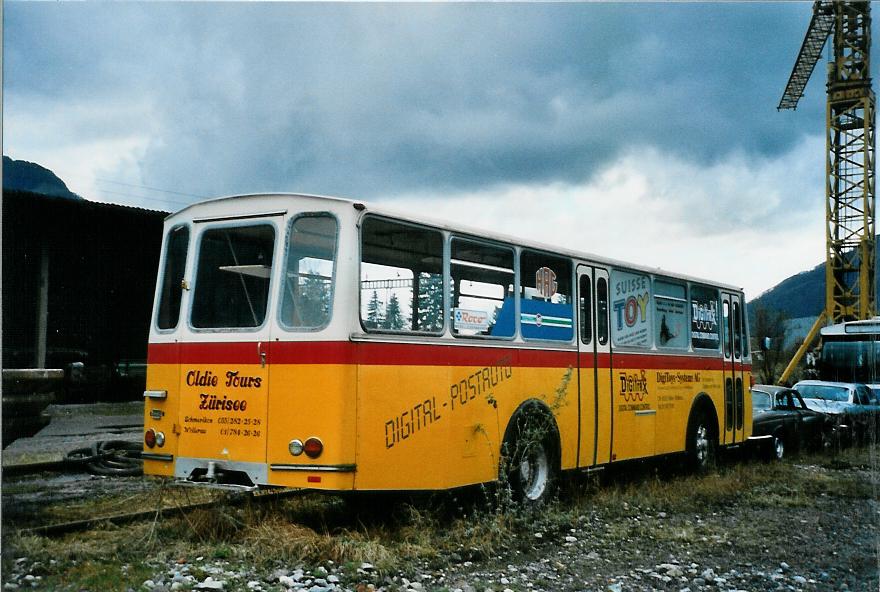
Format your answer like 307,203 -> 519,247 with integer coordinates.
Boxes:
191,225 -> 275,329
280,214 -> 338,330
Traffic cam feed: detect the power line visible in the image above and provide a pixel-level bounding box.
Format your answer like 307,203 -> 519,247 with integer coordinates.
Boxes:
89,188 -> 191,210
50,168 -> 210,201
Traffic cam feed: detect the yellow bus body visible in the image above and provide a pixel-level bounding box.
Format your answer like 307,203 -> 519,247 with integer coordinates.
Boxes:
142,194 -> 751,494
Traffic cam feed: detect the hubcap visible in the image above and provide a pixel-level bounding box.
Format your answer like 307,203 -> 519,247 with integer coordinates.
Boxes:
695,424 -> 709,465
519,442 -> 550,501
775,437 -> 784,460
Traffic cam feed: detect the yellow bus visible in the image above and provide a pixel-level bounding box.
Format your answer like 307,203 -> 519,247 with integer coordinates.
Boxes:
142,193 -> 752,502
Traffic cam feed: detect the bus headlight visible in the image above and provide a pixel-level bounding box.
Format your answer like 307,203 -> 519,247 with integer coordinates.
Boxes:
289,439 -> 304,456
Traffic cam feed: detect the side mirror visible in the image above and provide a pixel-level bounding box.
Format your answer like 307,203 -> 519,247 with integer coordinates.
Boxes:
762,336 -> 771,351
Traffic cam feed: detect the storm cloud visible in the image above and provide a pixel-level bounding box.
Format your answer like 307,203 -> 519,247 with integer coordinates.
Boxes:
5,2 -> 865,296
5,2 -> 824,201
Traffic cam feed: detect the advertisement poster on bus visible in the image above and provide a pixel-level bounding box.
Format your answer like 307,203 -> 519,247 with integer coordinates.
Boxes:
655,297 -> 688,349
611,270 -> 651,347
690,286 -> 720,349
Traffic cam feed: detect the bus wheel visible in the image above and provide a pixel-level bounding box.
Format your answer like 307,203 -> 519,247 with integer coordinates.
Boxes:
501,413 -> 558,505
686,409 -> 716,473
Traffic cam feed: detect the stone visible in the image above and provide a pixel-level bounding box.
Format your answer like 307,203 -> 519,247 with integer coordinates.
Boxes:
195,578 -> 225,591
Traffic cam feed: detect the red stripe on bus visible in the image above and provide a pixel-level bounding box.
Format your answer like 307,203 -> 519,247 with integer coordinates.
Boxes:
148,341 -> 747,372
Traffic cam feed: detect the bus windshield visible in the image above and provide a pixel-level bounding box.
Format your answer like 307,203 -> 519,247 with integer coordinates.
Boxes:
820,338 -> 880,384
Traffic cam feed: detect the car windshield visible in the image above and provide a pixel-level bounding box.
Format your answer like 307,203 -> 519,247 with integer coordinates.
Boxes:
752,391 -> 772,412
796,384 -> 849,402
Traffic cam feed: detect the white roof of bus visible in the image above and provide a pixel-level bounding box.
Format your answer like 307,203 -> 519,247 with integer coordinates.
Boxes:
169,192 -> 745,293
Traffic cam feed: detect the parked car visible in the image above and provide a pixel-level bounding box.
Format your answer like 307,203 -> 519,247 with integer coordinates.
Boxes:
749,385 -> 830,460
792,380 -> 880,445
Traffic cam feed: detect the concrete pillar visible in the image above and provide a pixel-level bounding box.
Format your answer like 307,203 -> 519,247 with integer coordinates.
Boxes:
35,241 -> 49,369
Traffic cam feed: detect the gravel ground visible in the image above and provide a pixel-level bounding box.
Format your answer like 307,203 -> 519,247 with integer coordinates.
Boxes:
3,455 -> 878,592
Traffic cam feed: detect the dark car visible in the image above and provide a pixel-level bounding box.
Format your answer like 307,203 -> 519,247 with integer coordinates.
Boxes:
793,380 -> 880,445
749,385 -> 829,460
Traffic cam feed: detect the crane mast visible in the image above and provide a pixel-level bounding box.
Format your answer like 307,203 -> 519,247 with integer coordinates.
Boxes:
778,1 -> 875,383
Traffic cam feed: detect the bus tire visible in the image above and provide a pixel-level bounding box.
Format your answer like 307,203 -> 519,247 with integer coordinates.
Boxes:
686,402 -> 717,474
500,404 -> 559,506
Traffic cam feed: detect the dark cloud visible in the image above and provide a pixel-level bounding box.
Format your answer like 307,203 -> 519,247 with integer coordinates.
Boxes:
5,2 -> 839,203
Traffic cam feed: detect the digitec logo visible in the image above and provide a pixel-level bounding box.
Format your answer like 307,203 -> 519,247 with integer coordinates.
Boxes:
618,370 -> 648,402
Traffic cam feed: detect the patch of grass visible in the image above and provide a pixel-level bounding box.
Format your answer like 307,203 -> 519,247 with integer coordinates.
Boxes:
39,560 -> 153,592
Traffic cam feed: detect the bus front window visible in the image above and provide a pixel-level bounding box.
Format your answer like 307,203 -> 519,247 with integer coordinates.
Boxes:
191,224 -> 275,329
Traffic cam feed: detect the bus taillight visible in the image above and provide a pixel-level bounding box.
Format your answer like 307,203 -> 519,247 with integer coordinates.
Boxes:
304,437 -> 324,459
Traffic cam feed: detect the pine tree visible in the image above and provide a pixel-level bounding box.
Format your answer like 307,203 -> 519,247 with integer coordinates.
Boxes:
383,293 -> 406,330
417,272 -> 444,331
299,274 -> 331,326
366,290 -> 382,329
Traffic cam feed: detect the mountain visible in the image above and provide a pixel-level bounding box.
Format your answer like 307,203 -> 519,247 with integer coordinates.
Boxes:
3,155 -> 82,200
749,242 -> 880,319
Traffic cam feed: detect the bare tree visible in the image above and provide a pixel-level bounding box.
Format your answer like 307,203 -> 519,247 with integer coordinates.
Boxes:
752,304 -> 788,384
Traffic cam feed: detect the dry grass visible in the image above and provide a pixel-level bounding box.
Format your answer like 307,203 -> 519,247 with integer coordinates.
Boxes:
3,444 -> 878,589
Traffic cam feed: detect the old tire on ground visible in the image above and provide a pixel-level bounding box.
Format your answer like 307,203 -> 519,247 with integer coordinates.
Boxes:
501,407 -> 559,505
686,406 -> 717,474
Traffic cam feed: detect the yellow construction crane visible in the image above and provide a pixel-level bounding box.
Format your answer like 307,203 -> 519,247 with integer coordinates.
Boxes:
778,1 -> 875,383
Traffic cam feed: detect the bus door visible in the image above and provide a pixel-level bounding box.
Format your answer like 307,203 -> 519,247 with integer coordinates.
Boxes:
576,265 -> 612,467
721,292 -> 746,444
177,220 -> 278,482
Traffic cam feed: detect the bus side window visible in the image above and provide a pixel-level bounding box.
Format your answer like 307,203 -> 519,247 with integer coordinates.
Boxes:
157,225 -> 189,330
580,275 -> 592,345
597,277 -> 609,346
450,238 -> 515,338
520,251 -> 573,341
360,217 -> 444,334
690,285 -> 720,351
654,279 -> 687,349
733,301 -> 742,359
722,300 -> 731,358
